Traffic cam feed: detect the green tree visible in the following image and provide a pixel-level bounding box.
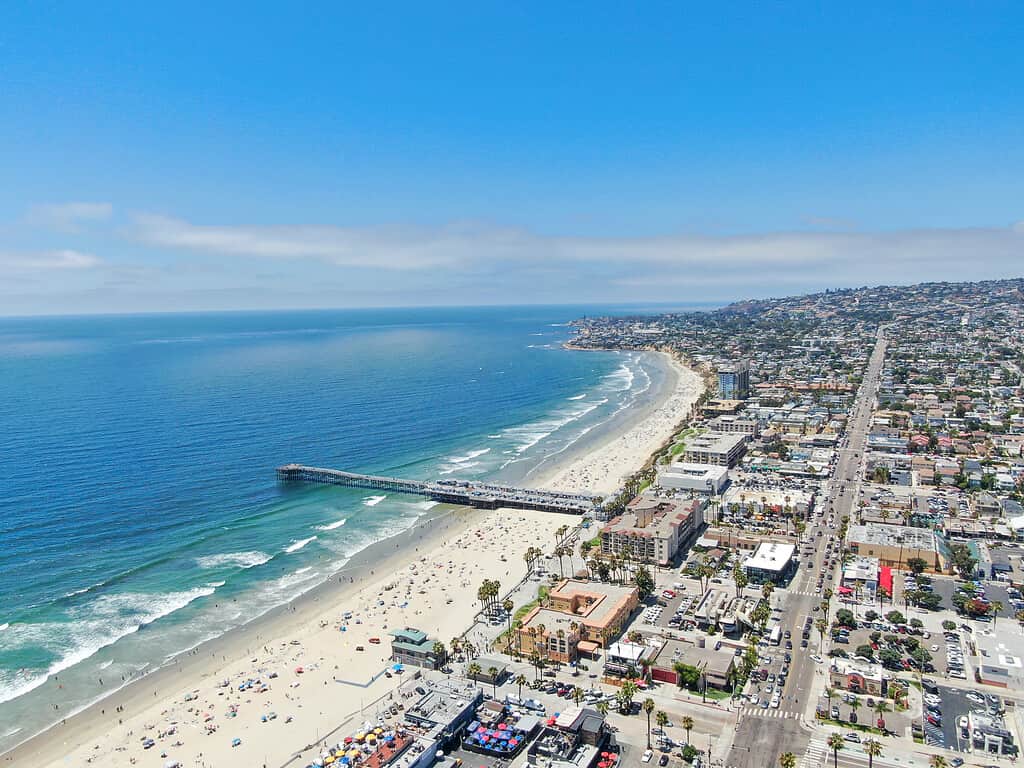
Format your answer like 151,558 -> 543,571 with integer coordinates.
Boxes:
827,732 -> 845,768
835,608 -> 857,627
990,600 -> 1004,626
885,610 -> 906,625
849,697 -> 862,724
656,710 -> 669,733
515,673 -> 527,701
815,618 -> 828,649
733,560 -> 749,597
643,698 -> 655,748
468,661 -> 481,681
634,566 -> 655,600
864,738 -> 883,768
673,662 -> 702,690
779,752 -> 797,768
617,680 -> 638,714
906,557 -> 927,575
432,640 -> 447,667
873,699 -> 889,728
681,715 -> 694,745
929,757 -> 948,768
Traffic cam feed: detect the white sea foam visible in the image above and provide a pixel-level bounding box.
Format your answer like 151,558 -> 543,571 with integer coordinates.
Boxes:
438,461 -> 483,475
0,587 -> 216,706
98,659 -> 113,670
605,362 -> 635,392
362,495 -> 387,507
448,448 -> 490,463
567,393 -> 587,400
316,518 -> 348,531
0,623 -> 8,631
205,581 -> 226,588
196,551 -> 271,569
284,536 -> 317,554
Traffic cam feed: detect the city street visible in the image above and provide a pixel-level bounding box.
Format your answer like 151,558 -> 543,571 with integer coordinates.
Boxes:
726,330 -> 888,768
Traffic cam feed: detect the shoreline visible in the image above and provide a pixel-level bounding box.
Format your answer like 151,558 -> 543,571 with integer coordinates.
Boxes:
2,348 -> 706,768
532,349 -> 704,494
1,505 -> 474,766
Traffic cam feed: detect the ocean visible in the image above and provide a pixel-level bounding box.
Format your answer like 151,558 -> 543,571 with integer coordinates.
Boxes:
0,305 -> 679,750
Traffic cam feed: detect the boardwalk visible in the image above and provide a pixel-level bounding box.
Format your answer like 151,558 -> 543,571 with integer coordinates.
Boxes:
276,464 -> 600,515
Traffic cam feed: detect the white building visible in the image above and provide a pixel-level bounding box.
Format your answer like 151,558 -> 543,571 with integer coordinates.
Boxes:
742,542 -> 796,584
657,462 -> 729,494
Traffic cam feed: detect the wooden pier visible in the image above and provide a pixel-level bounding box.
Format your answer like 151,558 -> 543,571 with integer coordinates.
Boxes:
276,463 -> 599,515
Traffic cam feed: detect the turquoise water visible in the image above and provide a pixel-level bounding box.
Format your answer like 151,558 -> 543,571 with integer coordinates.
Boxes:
0,306 -> 671,749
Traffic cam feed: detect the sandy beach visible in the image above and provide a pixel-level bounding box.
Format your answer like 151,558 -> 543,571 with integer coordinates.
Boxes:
3,352 -> 705,768
535,352 -> 704,494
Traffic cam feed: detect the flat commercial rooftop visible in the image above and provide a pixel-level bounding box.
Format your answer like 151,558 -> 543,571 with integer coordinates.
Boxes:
846,523 -> 939,551
744,542 -> 795,572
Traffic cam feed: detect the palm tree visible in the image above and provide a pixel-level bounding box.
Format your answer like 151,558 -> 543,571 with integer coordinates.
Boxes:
827,732 -> 845,768
656,710 -> 669,734
824,687 -> 835,714
515,673 -> 527,701
849,697 -> 862,724
732,560 -> 748,597
595,699 -> 609,716
990,600 -> 1003,626
681,715 -> 694,746
618,680 -> 638,714
432,641 -> 447,668
488,666 -> 499,697
873,699 -> 889,729
863,738 -> 883,768
929,757 -> 948,768
638,656 -> 653,683
643,698 -> 655,748
467,662 -> 481,683
815,618 -> 828,649
573,686 -> 584,706
779,753 -> 797,768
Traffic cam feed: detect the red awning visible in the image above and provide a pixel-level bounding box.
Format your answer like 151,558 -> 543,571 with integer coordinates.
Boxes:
837,586 -> 853,595
879,566 -> 893,593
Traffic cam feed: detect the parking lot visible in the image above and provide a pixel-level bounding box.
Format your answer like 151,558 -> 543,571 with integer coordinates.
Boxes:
825,690 -> 910,735
828,612 -> 950,679
930,578 -> 1016,623
919,682 -> 1005,753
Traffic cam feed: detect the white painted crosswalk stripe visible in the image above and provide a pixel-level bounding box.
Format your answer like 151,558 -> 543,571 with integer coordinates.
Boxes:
799,737 -> 827,768
743,709 -> 802,719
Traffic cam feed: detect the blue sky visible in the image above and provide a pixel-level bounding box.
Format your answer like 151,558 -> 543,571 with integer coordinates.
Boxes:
1,2 -> 1022,314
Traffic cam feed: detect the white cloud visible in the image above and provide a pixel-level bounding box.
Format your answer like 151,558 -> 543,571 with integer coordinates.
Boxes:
30,202 -> 113,231
130,212 -> 1024,277
0,249 -> 102,271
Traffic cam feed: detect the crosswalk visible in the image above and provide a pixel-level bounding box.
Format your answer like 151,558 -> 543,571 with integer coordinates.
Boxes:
799,737 -> 828,768
786,589 -> 824,597
742,708 -> 803,720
